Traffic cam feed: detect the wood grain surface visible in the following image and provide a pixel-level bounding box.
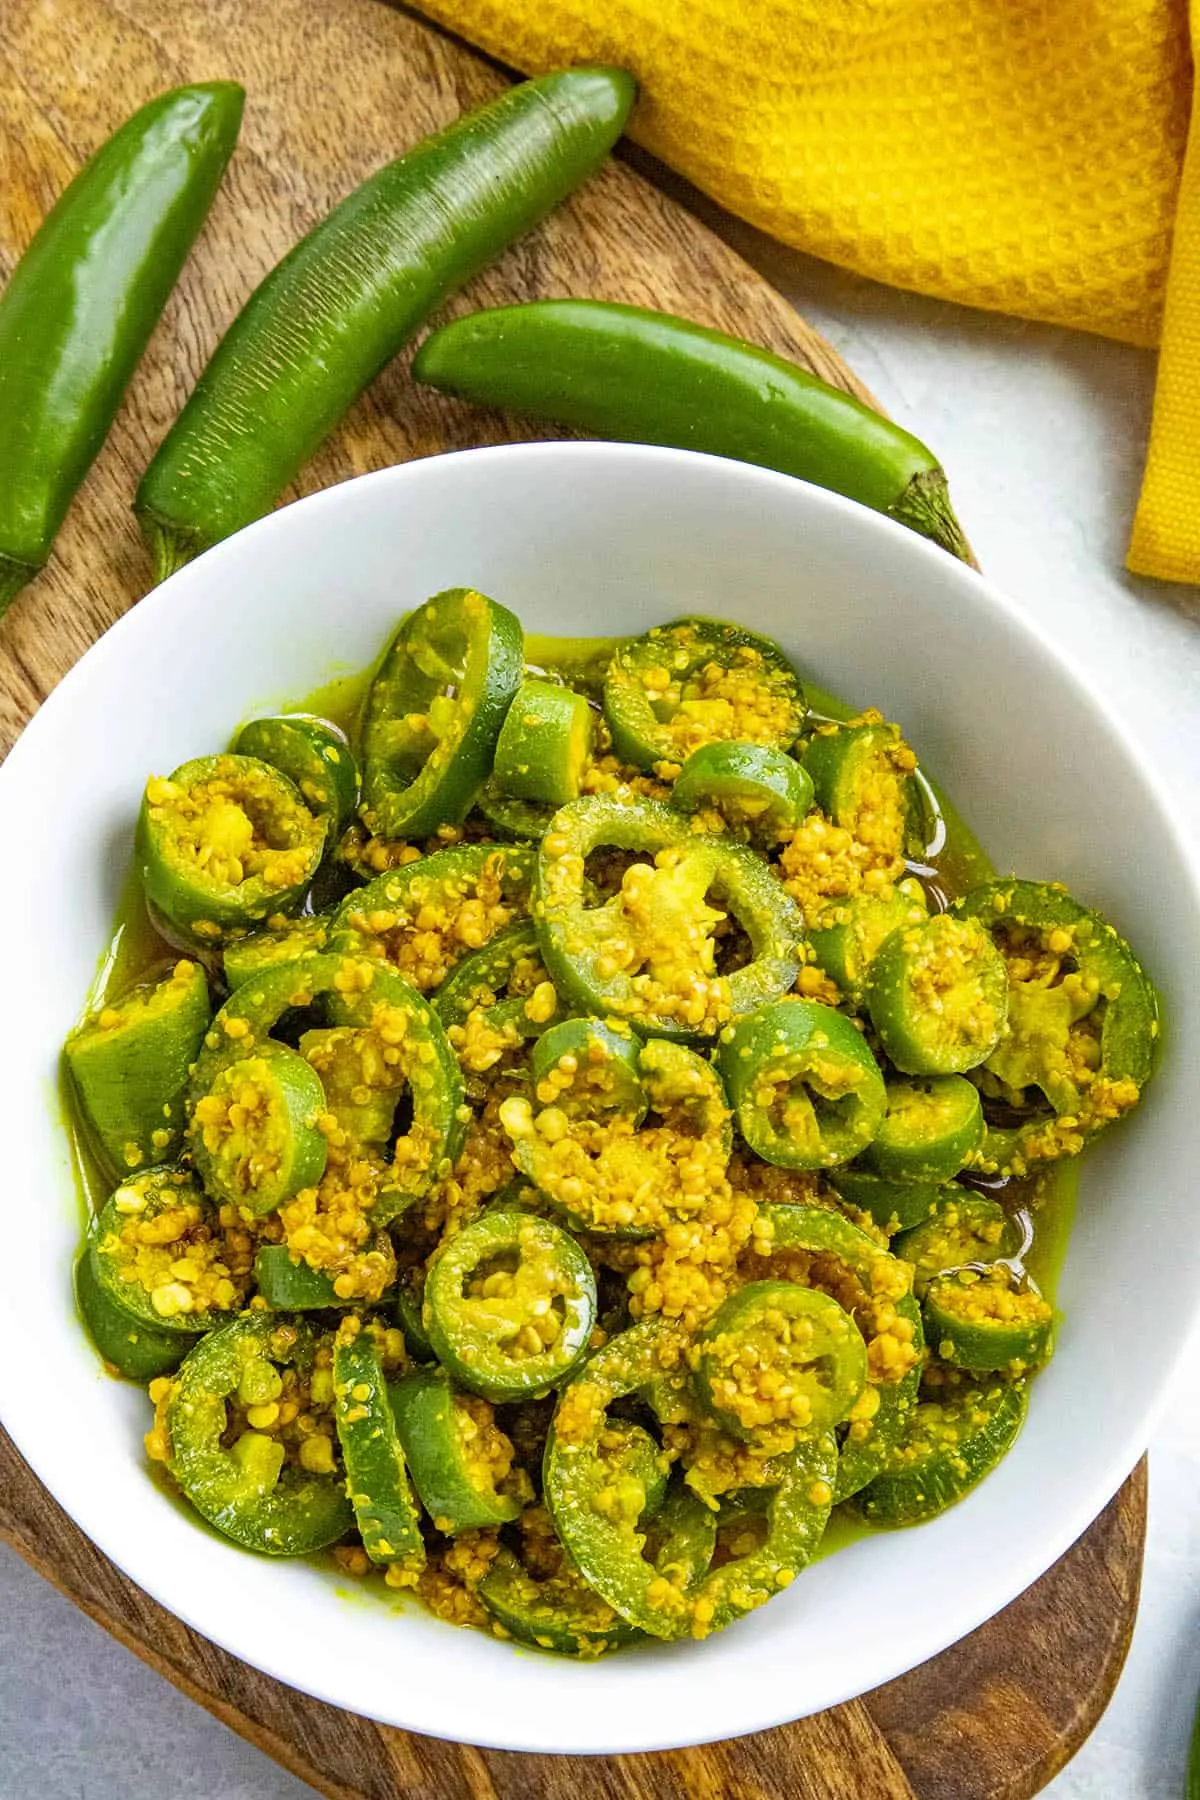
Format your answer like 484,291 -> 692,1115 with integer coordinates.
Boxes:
0,1 -> 1146,1796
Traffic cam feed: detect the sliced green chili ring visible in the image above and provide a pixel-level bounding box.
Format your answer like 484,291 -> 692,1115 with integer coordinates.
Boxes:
543,1320 -> 836,1640
390,1366 -> 526,1532
867,914 -> 1008,1076
253,1240 -> 396,1311
423,1210 -> 597,1402
600,616 -> 805,773
332,1333 -> 424,1570
830,1169 -> 947,1235
923,1267 -> 1053,1374
833,1293 -> 925,1503
65,958 -> 211,1177
327,968 -> 467,1222
504,1039 -> 731,1238
671,741 -> 813,839
223,914 -> 331,990
297,1025 -> 400,1153
478,1548 -> 641,1657
476,780 -> 555,842
534,794 -> 802,1039
165,1314 -> 354,1555
137,755 -> 327,947
361,588 -> 524,840
530,1016 -> 646,1121
756,1198 -> 909,1285
188,954 -> 465,1226
493,678 -> 595,806
807,879 -> 928,1008
696,1280 -> 868,1443
802,719 -> 920,860
89,1164 -> 241,1335
189,1042 -> 328,1217
861,1076 -> 984,1184
432,919 -> 562,1047
753,1200 -> 921,1484
234,715 -> 359,832
893,1193 -> 1017,1299
331,842 -> 535,987
718,998 -> 886,1170
952,879 -> 1161,1176
856,1377 -> 1028,1527
75,1247 -> 193,1381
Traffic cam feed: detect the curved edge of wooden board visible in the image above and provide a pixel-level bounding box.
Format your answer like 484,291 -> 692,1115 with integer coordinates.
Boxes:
866,1457 -> 1147,1800
0,1424 -> 1145,1800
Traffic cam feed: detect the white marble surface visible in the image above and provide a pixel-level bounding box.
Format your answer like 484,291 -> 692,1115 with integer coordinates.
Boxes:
3,191 -> 1200,1799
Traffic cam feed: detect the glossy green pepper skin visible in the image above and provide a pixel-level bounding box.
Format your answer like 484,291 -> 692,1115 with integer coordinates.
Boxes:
860,1075 -> 985,1184
432,919 -> 562,1048
857,1376 -> 1028,1528
88,1165 -> 241,1335
187,954 -> 465,1225
137,755 -> 327,948
493,678 -> 594,806
189,1042 -> 328,1217
423,1211 -> 597,1402
0,83 -> 243,611
807,880 -> 928,1009
360,589 -> 524,841
543,1320 -> 837,1640
136,73 -> 635,577
599,616 -> 806,773
333,1333 -> 425,1570
952,879 -> 1161,1176
222,914 -> 331,990
893,1193 -> 1017,1298
234,716 -> 359,832
534,794 -> 802,1039
478,1547 -> 640,1657
332,842 -> 535,987
253,1245 -> 352,1311
696,1280 -> 868,1441
164,1315 -> 354,1555
833,1293 -> 924,1503
719,999 -> 887,1170
75,1246 -> 193,1381
529,1016 -> 646,1121
64,958 -> 211,1178
413,302 -> 969,560
503,1037 -> 731,1238
830,1168 -> 946,1235
755,1200 -> 914,1294
923,1267 -> 1053,1375
390,1366 -> 526,1532
671,741 -> 813,840
867,914 -> 1008,1076
802,719 -> 920,861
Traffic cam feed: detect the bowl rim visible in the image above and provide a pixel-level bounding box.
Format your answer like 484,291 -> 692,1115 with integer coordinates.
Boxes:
1,439 -> 1198,1753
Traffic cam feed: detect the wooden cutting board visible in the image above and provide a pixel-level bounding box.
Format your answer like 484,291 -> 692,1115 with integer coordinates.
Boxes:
0,2 -> 1147,1795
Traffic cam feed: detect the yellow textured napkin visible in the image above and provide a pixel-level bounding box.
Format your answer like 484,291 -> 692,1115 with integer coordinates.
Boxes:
410,0 -> 1200,584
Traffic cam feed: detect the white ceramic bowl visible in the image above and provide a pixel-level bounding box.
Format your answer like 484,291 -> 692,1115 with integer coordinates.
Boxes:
1,443 -> 1197,1754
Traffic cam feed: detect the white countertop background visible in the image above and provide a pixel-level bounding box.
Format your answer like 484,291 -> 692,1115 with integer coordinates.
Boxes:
2,191 -> 1198,1800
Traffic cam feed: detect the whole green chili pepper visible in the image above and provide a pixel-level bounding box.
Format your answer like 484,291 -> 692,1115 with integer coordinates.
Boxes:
412,300 -> 969,559
136,70 -> 635,578
0,83 -> 243,613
